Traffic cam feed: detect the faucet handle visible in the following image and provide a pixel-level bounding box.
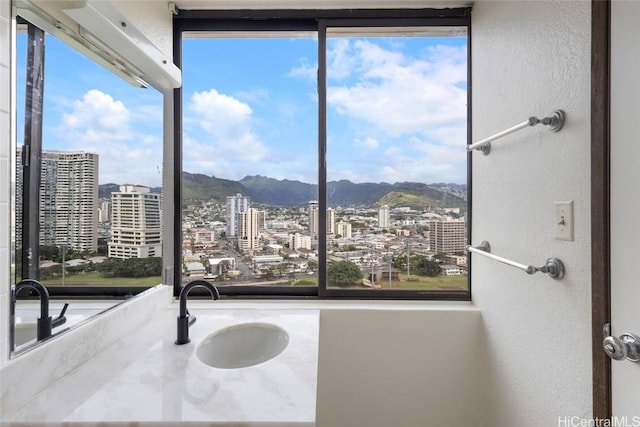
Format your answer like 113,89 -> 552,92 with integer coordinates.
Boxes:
52,303 -> 69,328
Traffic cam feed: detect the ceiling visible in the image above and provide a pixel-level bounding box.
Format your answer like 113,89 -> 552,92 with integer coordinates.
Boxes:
171,0 -> 473,10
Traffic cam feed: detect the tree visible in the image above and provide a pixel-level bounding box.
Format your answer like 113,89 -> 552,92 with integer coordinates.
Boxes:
40,264 -> 62,280
40,245 -> 60,261
219,259 -> 230,274
97,257 -> 162,278
393,256 -> 407,270
393,255 -> 441,277
327,260 -> 362,287
416,225 -> 429,234
415,258 -> 441,277
97,238 -> 108,256
265,266 -> 276,280
350,220 -> 366,230
275,263 -> 288,277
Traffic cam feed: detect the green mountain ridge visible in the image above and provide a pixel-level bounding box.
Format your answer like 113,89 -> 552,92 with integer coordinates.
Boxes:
182,172 -> 248,204
99,173 -> 467,211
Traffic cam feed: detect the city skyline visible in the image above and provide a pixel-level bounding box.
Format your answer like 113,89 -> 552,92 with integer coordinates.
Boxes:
16,30 -> 468,188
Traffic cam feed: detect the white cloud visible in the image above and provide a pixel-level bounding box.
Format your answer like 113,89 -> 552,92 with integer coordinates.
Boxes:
355,137 -> 380,150
189,89 -> 267,163
235,88 -> 271,105
57,89 -> 163,187
378,138 -> 467,184
62,89 -> 131,141
327,39 -> 359,80
327,40 -> 467,140
323,38 -> 468,184
289,57 -> 316,80
183,134 -> 315,182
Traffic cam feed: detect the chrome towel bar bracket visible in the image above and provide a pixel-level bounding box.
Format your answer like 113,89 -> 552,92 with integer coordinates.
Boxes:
466,241 -> 565,279
468,110 -> 565,155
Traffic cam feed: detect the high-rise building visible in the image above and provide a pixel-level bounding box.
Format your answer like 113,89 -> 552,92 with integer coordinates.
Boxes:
238,207 -> 260,252
289,232 -> 312,250
308,200 -> 319,237
378,205 -> 390,229
327,208 -> 336,235
226,193 -> 250,237
98,200 -> 111,223
336,221 -> 352,239
108,185 -> 162,259
16,148 -> 99,252
430,218 -> 467,255
308,201 -> 336,238
257,210 -> 267,230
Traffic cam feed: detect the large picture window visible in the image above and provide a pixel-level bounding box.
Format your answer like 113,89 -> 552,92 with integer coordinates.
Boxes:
175,10 -> 471,299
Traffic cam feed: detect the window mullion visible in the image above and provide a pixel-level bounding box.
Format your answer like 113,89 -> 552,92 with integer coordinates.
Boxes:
20,24 -> 46,281
317,21 -> 327,297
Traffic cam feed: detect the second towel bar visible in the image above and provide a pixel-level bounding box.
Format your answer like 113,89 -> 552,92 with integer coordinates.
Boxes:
466,241 -> 565,279
467,110 -> 565,155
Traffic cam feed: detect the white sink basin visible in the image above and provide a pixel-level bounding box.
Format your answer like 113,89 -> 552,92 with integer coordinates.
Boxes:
196,322 -> 289,369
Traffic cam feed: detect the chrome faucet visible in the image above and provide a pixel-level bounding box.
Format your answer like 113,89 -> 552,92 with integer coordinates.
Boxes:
11,279 -> 68,348
175,280 -> 219,345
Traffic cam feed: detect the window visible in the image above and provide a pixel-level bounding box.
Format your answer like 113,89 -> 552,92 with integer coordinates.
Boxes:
175,9 -> 471,299
14,19 -> 164,296
180,34 -> 318,294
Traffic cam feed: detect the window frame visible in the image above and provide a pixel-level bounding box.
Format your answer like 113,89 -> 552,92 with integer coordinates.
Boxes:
173,8 -> 472,300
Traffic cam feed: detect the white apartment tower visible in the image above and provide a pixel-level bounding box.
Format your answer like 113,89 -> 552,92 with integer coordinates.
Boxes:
108,185 -> 162,259
378,205 -> 390,229
327,208 -> 336,235
430,218 -> 467,255
238,207 -> 260,253
98,200 -> 111,223
308,201 -> 336,237
308,200 -> 319,237
257,210 -> 267,230
336,221 -> 352,239
289,232 -> 312,250
226,193 -> 250,237
16,148 -> 99,252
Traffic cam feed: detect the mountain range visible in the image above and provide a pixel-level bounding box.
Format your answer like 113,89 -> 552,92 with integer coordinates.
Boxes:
99,172 -> 467,211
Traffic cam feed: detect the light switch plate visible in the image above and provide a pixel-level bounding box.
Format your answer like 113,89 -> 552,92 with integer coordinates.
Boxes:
554,201 -> 574,241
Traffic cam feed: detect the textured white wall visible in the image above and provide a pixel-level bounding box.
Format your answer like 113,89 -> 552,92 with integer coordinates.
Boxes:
471,1 -> 592,425
0,0 -> 12,368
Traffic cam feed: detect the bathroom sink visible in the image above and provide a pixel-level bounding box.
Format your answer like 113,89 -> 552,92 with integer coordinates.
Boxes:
195,322 -> 289,369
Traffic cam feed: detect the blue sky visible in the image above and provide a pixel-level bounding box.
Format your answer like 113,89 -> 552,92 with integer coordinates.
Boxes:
17,31 -> 467,188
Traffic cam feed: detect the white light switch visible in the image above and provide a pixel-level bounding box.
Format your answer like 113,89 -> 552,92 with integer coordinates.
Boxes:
554,201 -> 574,241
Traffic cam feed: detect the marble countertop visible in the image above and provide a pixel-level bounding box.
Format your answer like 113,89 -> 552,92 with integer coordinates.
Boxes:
14,300 -> 123,350
4,304 -> 319,425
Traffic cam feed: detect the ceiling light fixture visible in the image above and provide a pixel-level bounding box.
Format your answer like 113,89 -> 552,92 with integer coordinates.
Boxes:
15,0 -> 150,88
63,0 -> 181,91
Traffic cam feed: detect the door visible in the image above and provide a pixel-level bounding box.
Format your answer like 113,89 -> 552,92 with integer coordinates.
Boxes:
609,0 -> 640,417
